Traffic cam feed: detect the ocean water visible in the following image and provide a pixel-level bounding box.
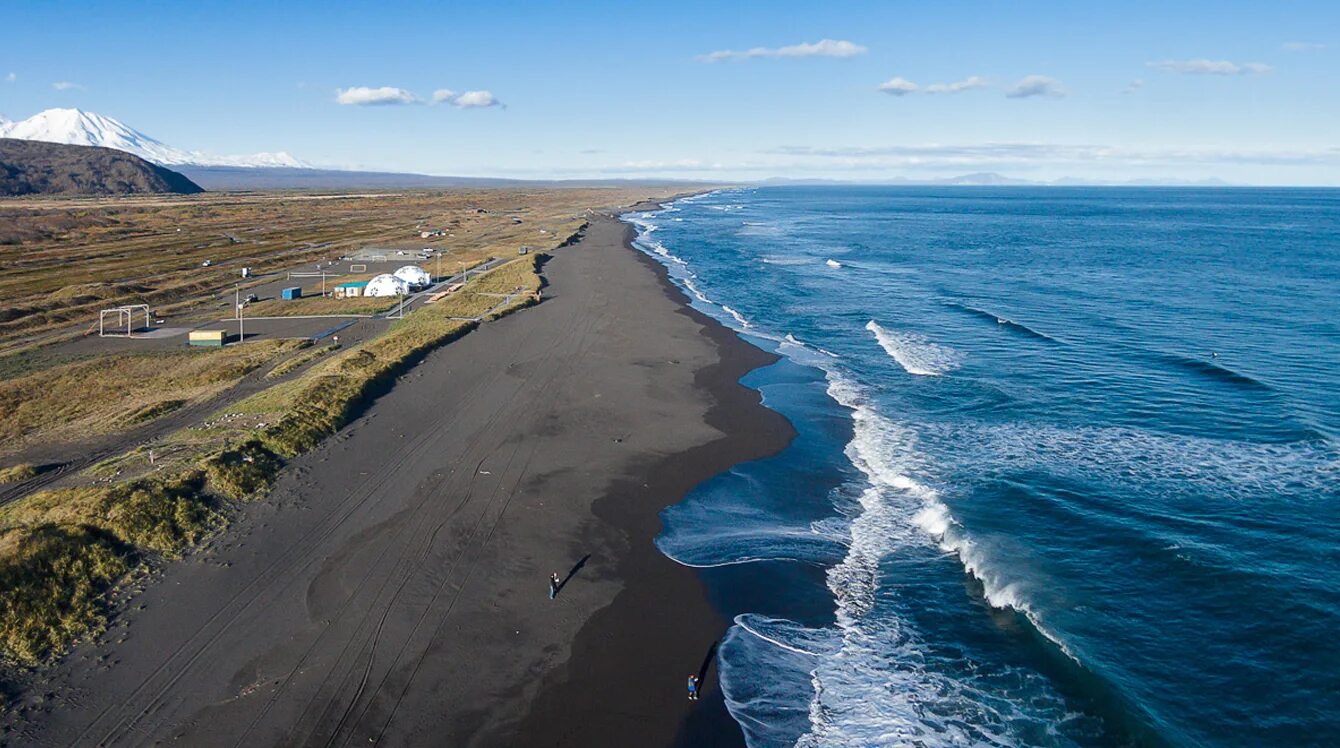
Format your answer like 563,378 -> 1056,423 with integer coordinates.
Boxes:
626,187 -> 1340,747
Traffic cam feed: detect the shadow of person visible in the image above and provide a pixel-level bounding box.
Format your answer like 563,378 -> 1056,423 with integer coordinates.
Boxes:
557,554 -> 591,593
695,640 -> 719,697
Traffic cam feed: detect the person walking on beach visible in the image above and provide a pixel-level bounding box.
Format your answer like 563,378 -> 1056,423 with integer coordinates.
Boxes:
687,674 -> 700,701
548,572 -> 560,600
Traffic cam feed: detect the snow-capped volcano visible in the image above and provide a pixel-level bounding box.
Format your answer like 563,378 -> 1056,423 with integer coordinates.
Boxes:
0,108 -> 307,168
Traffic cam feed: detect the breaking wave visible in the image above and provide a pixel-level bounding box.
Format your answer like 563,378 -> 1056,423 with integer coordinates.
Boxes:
865,320 -> 963,376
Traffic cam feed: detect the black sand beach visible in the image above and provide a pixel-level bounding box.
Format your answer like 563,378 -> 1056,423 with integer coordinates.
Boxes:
2,210 -> 793,746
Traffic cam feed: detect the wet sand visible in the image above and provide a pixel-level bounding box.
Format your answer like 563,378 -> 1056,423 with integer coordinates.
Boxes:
3,210 -> 792,746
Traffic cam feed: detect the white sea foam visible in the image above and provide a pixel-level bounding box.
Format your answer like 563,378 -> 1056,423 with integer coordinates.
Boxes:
773,368 -> 1079,745
865,320 -> 963,376
720,304 -> 752,329
941,422 -> 1338,499
826,259 -> 843,269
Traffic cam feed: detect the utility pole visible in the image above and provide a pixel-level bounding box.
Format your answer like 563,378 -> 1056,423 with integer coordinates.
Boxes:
436,251 -> 442,282
235,283 -> 245,343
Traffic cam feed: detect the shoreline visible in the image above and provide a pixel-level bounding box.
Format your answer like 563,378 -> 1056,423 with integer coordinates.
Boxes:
1,200 -> 792,747
512,216 -> 794,746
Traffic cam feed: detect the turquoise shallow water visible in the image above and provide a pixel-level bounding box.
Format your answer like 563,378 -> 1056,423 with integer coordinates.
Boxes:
629,187 -> 1340,747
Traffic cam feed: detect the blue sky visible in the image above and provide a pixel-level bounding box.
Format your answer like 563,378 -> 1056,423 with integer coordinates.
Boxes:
3,1 -> 1337,183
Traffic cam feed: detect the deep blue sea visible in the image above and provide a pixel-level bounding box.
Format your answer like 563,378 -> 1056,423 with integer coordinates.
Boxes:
626,187 -> 1340,747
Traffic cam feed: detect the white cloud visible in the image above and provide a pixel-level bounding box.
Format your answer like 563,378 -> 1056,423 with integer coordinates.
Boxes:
430,89 -> 503,108
52,81 -> 85,91
877,77 -> 920,96
451,90 -> 502,109
698,39 -> 866,63
1282,41 -> 1325,51
335,86 -> 419,105
5,72 -> 15,83
1006,75 -> 1065,98
924,76 -> 988,94
1121,79 -> 1144,94
1148,59 -> 1271,75
879,75 -> 987,96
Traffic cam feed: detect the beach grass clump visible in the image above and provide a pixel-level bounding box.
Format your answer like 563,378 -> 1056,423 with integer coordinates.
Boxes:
0,463 -> 38,484
0,471 -> 219,662
1,472 -> 217,555
203,440 -> 284,499
0,524 -> 131,665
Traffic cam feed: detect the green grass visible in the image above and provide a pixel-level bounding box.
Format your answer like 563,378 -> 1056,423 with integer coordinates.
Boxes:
0,524 -> 131,666
0,471 -> 223,665
0,340 -> 294,449
0,463 -> 38,484
1,472 -> 219,555
203,440 -> 284,499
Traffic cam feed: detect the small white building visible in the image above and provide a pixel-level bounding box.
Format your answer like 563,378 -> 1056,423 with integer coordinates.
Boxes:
364,273 -> 411,297
394,265 -> 432,290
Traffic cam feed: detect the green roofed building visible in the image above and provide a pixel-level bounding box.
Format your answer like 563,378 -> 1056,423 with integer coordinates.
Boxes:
334,280 -> 370,299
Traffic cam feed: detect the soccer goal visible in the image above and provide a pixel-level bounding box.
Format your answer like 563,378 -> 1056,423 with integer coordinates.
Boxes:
99,304 -> 151,337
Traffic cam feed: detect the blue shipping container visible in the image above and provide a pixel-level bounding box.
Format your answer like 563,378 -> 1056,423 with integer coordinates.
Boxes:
281,286 -> 302,300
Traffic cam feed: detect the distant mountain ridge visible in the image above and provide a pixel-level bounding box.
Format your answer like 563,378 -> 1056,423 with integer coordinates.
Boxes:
0,109 -> 1236,190
0,138 -> 205,196
759,172 -> 1233,187
0,109 -> 306,168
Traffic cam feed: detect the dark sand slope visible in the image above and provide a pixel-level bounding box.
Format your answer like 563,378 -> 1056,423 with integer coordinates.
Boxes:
4,215 -> 792,746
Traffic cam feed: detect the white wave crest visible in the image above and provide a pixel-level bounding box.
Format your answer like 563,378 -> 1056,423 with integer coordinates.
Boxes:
762,256 -> 814,266
865,320 -> 962,376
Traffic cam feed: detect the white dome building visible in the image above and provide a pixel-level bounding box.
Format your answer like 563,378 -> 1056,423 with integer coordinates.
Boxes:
364,273 -> 411,297
394,264 -> 432,290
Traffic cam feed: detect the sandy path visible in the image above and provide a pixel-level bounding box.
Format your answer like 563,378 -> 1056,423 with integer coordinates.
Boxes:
3,214 -> 789,746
